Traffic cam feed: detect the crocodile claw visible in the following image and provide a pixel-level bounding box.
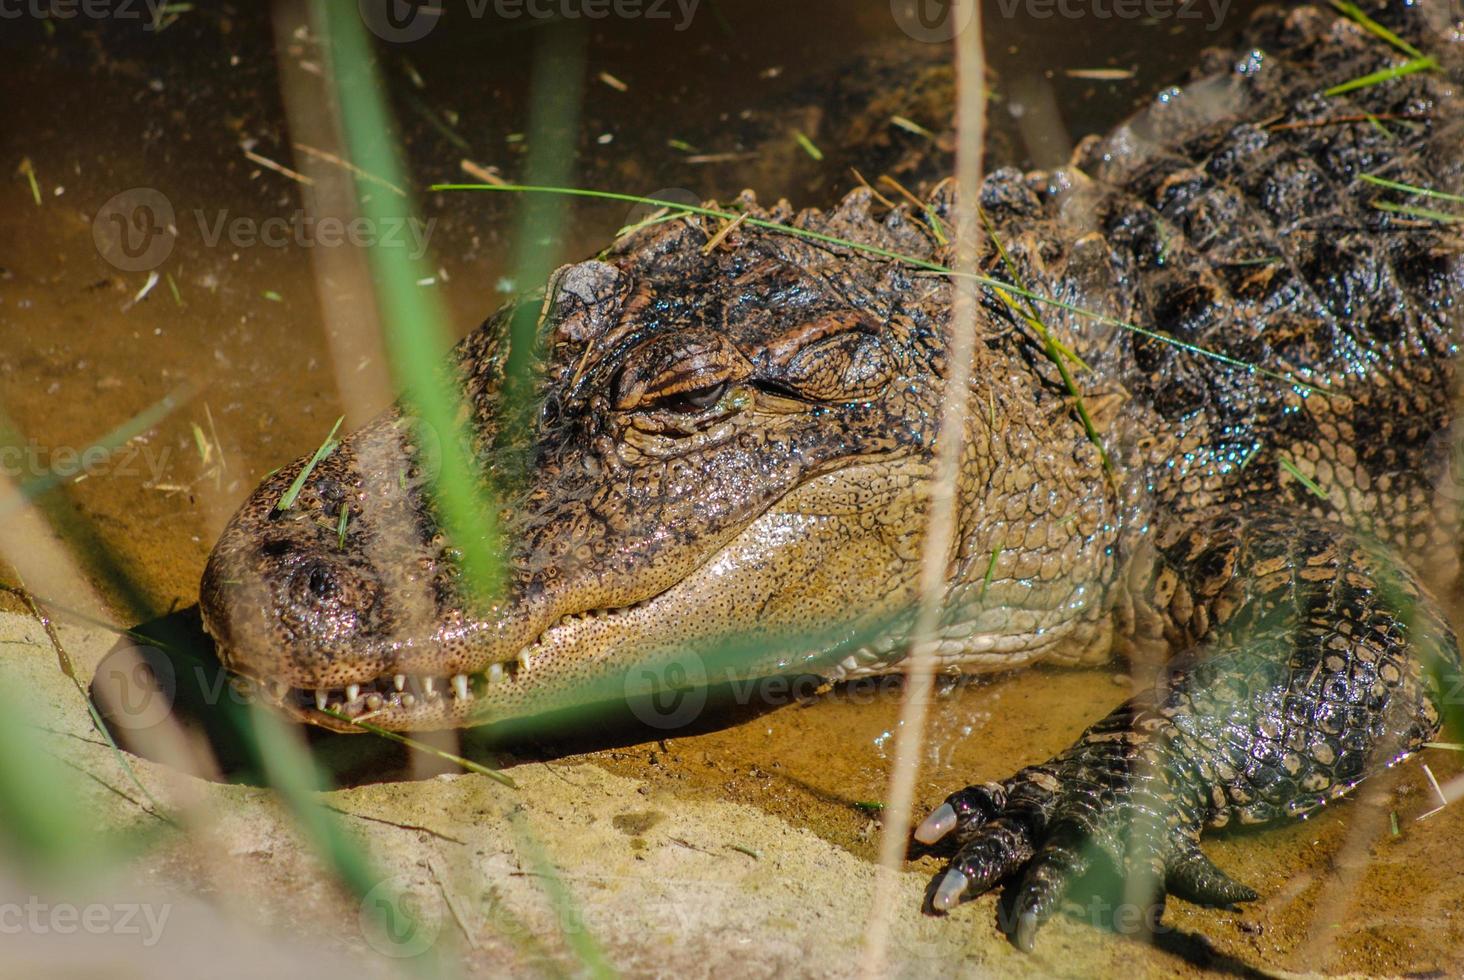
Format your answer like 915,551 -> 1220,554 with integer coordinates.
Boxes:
932,869 -> 967,910
914,802 -> 958,844
921,756 -> 1257,951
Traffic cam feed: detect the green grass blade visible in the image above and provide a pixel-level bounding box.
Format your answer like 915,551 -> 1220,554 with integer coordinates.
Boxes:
1329,1 -> 1423,58
1324,56 -> 1438,97
1370,201 -> 1463,224
317,0 -> 503,600
1279,456 -> 1329,501
276,416 -> 343,511
1359,173 -> 1464,205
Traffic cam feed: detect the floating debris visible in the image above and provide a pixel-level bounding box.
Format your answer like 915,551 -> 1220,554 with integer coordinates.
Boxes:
889,115 -> 936,140
132,270 -> 161,306
793,130 -> 824,161
16,158 -> 40,206
700,211 -> 748,255
242,146 -> 314,186
1065,68 -> 1135,80
460,159 -> 507,186
293,142 -> 405,196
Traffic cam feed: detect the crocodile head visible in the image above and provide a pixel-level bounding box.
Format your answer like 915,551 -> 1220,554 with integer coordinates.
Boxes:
200,192 -> 960,732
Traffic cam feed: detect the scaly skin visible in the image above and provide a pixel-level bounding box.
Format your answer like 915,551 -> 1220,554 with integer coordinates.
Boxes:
200,3 -> 1464,949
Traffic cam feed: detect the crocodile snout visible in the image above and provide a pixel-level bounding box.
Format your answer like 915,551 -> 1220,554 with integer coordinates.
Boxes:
201,472 -> 393,693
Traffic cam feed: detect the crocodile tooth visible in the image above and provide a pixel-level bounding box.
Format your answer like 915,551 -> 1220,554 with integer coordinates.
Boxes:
518,651 -> 532,672
393,674 -> 407,692
365,693 -> 384,711
452,674 -> 470,700
346,684 -> 360,702
315,690 -> 329,711
488,663 -> 505,683
423,676 -> 436,697
401,693 -> 417,708
269,680 -> 289,701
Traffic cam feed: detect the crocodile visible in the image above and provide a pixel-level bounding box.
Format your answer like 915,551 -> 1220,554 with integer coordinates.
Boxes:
200,2 -> 1464,950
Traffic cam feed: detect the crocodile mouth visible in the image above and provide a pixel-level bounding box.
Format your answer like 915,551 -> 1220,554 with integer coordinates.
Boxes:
224,597 -> 661,733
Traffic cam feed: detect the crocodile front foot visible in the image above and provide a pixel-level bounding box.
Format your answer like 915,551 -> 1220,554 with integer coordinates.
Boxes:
914,730 -> 1257,952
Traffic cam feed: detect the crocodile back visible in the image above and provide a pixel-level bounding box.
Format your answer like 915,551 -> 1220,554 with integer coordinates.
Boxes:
994,3 -> 1463,589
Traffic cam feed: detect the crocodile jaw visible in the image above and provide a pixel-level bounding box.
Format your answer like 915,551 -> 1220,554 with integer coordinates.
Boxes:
206,461 -> 928,733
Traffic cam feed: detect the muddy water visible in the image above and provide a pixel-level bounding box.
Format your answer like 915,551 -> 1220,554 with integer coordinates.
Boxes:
3,1 -> 1462,976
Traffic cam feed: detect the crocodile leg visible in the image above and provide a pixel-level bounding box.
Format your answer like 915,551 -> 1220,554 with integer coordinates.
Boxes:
915,510 -> 1461,950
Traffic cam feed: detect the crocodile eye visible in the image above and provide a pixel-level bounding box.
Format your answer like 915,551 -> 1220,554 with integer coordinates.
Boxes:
656,380 -> 729,414
612,330 -> 750,413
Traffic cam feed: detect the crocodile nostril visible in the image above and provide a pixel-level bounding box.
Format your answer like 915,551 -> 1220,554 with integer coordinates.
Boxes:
306,565 -> 337,599
262,539 -> 292,557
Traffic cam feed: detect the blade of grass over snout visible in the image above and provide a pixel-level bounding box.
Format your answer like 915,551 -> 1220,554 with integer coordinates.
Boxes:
319,8 -> 613,975
432,184 -> 1331,397
315,0 -> 501,598
276,415 -> 343,511
861,1 -> 984,973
